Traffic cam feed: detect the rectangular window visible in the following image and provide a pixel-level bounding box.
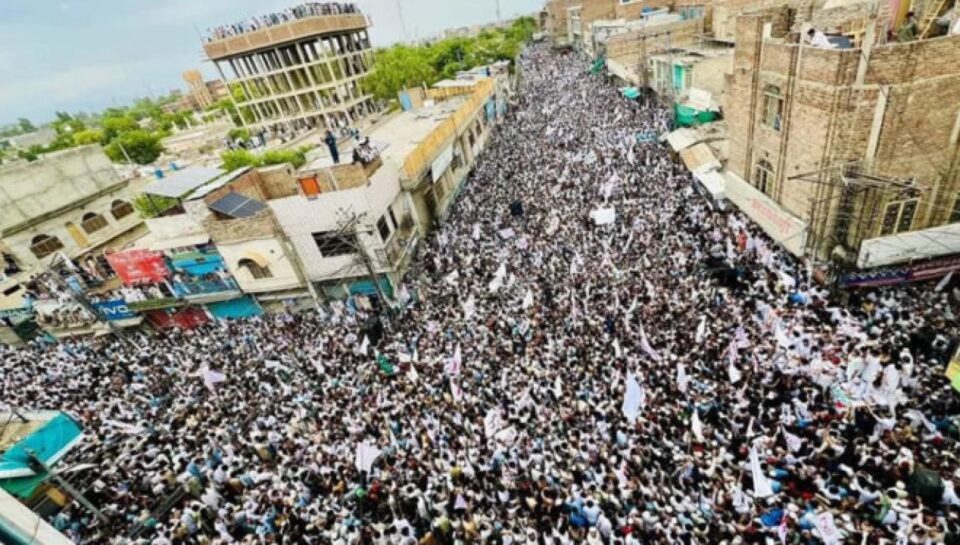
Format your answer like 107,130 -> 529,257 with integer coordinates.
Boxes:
299,176 -> 321,198
377,216 -> 391,242
388,207 -> 398,230
762,86 -> 784,131
312,232 -> 355,257
880,199 -> 919,236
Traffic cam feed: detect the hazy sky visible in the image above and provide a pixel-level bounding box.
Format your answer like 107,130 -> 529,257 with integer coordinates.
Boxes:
0,0 -> 543,126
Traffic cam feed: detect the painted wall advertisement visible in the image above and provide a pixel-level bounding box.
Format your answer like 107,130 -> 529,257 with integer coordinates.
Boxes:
106,249 -> 169,286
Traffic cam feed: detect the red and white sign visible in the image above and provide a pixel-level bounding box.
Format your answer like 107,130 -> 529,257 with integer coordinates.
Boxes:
106,249 -> 169,286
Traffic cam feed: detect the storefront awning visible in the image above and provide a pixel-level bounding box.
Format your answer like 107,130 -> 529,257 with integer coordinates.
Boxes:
721,171 -> 808,256
694,170 -> 726,199
662,128 -> 699,152
680,143 -> 721,174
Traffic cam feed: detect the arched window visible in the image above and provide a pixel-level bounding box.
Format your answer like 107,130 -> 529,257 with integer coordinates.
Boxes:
111,199 -> 135,220
762,85 -> 784,131
81,212 -> 109,234
30,234 -> 64,259
238,258 -> 273,279
754,159 -> 775,196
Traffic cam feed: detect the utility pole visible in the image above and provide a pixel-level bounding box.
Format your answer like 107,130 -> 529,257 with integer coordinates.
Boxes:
396,0 -> 410,43
336,211 -> 393,330
495,0 -> 503,24
27,449 -> 109,525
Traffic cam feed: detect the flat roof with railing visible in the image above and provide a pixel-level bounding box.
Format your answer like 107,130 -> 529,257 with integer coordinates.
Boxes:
204,12 -> 369,60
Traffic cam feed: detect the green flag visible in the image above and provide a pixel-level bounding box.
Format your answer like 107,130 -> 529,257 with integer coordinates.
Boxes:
377,353 -> 395,376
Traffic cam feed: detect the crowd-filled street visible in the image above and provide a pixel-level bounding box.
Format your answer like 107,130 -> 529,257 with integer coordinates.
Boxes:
2,45 -> 959,544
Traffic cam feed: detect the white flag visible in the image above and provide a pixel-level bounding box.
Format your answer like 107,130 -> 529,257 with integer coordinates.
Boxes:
488,263 -> 507,293
728,360 -> 743,384
782,427 -> 802,453
484,408 -> 504,439
622,373 -> 645,424
450,379 -> 463,403
613,338 -> 622,359
463,293 -> 476,319
200,366 -> 226,392
935,271 -> 953,292
813,512 -> 841,545
472,223 -> 481,240
358,335 -> 370,356
691,409 -> 704,441
445,345 -> 462,376
638,323 -> 661,362
522,289 -> 534,309
677,363 -> 689,393
749,446 -> 774,498
354,442 -> 382,473
553,375 -> 563,399
695,316 -> 706,343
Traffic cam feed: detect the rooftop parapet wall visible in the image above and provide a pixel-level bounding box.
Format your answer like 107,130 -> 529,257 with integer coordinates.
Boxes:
402,78 -> 496,181
203,13 -> 369,60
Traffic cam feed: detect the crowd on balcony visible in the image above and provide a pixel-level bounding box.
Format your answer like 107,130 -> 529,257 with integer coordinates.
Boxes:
1,44 -> 959,545
205,2 -> 361,42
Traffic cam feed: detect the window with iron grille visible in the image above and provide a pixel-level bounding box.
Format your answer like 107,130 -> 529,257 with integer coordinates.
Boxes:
762,85 -> 783,131
312,232 -> 355,257
880,199 -> 919,236
30,235 -> 64,259
81,212 -> 109,234
753,160 -> 775,196
111,200 -> 135,220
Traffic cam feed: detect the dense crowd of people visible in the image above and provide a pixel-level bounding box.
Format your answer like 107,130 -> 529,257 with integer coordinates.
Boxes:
2,45 -> 959,545
205,3 -> 360,42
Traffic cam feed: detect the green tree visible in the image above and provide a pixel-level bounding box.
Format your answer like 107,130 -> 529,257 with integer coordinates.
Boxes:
133,194 -> 178,218
101,115 -> 139,142
105,130 -> 163,165
220,149 -> 258,171
73,129 -> 105,146
17,118 -> 35,133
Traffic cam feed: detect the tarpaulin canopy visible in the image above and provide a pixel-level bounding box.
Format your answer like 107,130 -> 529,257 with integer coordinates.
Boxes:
208,296 -> 263,320
590,57 -> 606,74
674,104 -> 718,127
0,412 -> 83,499
620,87 -> 641,99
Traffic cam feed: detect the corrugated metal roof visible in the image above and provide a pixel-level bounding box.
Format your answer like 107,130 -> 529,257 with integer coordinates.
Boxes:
140,167 -> 224,198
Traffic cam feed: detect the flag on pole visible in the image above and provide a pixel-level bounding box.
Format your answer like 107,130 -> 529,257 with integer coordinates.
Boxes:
749,445 -> 775,498
522,288 -> 534,309
463,293 -> 476,319
782,427 -> 802,453
935,271 -> 953,292
450,379 -> 463,403
358,335 -> 370,356
445,345 -> 462,376
354,442 -> 382,473
377,352 -> 395,376
691,408 -> 704,441
199,366 -> 226,392
677,363 -> 689,393
695,316 -> 707,343
638,323 -> 662,362
622,373 -> 645,424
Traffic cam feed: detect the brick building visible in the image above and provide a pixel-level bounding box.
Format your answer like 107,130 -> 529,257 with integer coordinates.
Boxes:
723,6 -> 960,264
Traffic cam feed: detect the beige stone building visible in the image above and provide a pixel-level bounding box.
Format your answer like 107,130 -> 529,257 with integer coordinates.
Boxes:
0,146 -> 146,310
203,5 -> 378,133
722,5 -> 960,265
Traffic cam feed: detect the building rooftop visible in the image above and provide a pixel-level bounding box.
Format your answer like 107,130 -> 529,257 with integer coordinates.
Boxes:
203,3 -> 368,60
367,97 -> 468,189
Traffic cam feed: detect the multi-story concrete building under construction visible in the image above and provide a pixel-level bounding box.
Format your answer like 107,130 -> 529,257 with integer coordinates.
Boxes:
202,2 -> 378,133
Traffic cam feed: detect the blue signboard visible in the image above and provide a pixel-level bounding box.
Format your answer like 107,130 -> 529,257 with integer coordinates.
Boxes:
93,299 -> 136,321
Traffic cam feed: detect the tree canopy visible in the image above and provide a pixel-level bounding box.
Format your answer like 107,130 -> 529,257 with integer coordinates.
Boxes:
363,17 -> 536,102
